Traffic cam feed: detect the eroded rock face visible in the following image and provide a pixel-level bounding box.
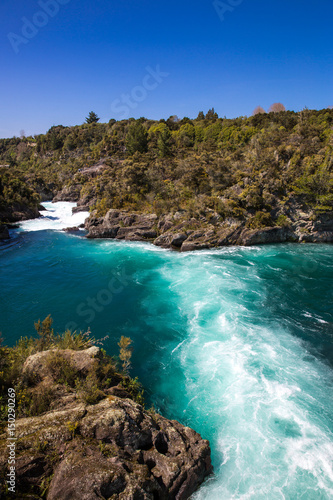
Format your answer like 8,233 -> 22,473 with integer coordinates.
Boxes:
85,207 -> 333,251
0,203 -> 40,224
53,184 -> 82,202
46,398 -> 212,500
86,210 -> 158,242
0,347 -> 213,499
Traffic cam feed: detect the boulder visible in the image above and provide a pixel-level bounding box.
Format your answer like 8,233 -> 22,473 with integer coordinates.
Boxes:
22,346 -> 101,381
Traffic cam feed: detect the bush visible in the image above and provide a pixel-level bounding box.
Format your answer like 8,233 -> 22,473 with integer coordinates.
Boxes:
276,214 -> 291,227
46,352 -> 77,387
75,371 -> 105,405
247,211 -> 273,229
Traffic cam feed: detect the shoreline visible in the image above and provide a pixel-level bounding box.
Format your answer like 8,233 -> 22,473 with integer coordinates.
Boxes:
3,201 -> 332,252
84,207 -> 333,252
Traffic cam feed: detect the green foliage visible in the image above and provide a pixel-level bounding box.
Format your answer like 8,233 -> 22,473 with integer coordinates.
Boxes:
46,352 -> 77,387
16,384 -> 54,417
1,107 -> 333,229
34,314 -> 54,350
0,170 -> 40,222
247,211 -> 273,229
85,111 -> 100,124
52,327 -> 97,350
276,214 -> 291,227
0,318 -> 145,437
120,376 -> 145,406
157,126 -> 172,157
75,371 -> 105,404
125,122 -> 148,154
66,420 -> 79,439
118,336 -> 133,374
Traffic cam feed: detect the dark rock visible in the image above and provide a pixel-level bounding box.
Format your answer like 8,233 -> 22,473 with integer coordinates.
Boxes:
154,232 -> 175,248
0,225 -> 9,240
237,226 -> 292,246
171,233 -> 188,248
0,202 -> 40,224
16,455 -> 51,491
86,209 -> 158,242
63,226 -> 80,232
181,241 -> 211,252
84,206 -> 333,251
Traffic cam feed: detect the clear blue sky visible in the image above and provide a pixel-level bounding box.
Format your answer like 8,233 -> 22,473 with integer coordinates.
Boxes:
0,0 -> 332,138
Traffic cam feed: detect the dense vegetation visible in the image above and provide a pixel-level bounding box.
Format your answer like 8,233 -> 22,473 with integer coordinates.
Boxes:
1,107 -> 333,226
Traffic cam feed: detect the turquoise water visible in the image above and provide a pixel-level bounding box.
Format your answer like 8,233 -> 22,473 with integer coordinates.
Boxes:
1,203 -> 333,499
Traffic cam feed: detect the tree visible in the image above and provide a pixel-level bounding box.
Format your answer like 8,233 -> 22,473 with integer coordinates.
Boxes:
118,336 -> 133,373
125,122 -> 148,154
85,111 -> 100,124
253,106 -> 266,115
206,108 -> 219,120
157,126 -> 172,157
269,103 -> 286,113
197,111 -> 205,120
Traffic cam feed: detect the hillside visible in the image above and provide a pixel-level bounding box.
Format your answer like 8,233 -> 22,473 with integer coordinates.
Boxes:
1,108 -> 333,247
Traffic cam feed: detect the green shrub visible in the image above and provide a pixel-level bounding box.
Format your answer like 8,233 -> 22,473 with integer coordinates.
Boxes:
75,371 -> 105,405
276,214 -> 291,227
46,352 -> 77,387
247,211 -> 273,229
120,376 -> 145,406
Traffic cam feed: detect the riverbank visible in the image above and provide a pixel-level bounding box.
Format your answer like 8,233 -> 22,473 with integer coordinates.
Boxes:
84,206 -> 333,251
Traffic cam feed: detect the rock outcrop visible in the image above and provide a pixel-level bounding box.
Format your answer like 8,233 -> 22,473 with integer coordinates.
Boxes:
53,184 -> 82,203
0,202 -> 40,224
86,210 -> 158,241
0,224 -> 9,240
0,347 -> 212,499
85,207 -> 333,251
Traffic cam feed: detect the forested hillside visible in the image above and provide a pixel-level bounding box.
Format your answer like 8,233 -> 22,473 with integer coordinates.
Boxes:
1,108 -> 333,236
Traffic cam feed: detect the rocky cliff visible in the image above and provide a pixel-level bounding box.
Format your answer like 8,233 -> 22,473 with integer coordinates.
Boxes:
0,203 -> 40,225
0,347 -> 212,499
85,207 -> 333,251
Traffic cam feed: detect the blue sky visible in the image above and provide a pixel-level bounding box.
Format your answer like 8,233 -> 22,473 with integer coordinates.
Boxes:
0,0 -> 332,138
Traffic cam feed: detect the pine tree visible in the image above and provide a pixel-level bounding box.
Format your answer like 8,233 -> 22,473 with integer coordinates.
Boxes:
85,111 -> 100,124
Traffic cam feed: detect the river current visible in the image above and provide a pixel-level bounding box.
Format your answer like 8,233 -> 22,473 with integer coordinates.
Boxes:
1,202 -> 332,499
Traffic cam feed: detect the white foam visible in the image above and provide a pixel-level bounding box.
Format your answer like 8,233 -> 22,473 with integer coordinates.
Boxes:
18,202 -> 89,232
159,252 -> 333,500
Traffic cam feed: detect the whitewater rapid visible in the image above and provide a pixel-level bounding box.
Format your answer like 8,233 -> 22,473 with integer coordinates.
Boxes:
18,201 -> 89,232
160,250 -> 333,500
